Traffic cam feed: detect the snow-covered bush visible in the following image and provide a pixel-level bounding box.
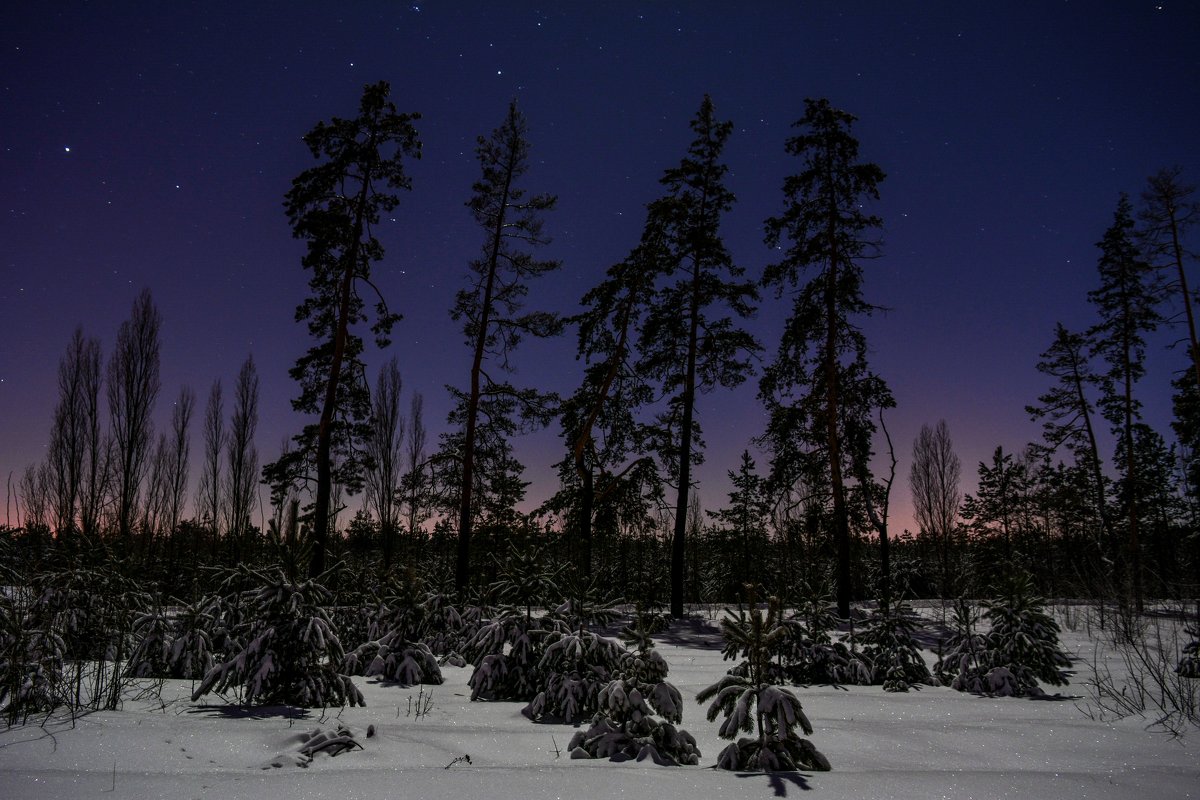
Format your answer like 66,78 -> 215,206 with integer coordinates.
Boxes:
465,607 -> 564,701
1,589 -> 66,725
126,608 -> 173,678
524,627 -> 624,722
859,602 -> 934,692
418,592 -> 466,663
340,583 -> 445,686
30,564 -> 146,663
979,574 -> 1070,696
934,599 -> 990,692
940,577 -> 1070,697
698,591 -> 831,772
191,567 -> 363,708
343,635 -> 442,686
775,584 -> 870,686
568,610 -> 700,765
126,596 -> 221,680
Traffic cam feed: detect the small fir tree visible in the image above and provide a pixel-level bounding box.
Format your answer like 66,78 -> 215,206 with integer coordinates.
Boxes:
934,598 -> 990,693
859,601 -> 934,692
191,566 -> 363,707
568,608 -> 700,765
777,580 -> 870,686
341,581 -> 443,686
979,574 -> 1071,696
697,589 -> 831,772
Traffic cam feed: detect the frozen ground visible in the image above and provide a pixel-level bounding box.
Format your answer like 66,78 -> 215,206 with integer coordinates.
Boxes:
1,607 -> 1196,800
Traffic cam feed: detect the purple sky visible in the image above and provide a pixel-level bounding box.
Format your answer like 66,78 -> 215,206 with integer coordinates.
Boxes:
3,2 -> 1198,534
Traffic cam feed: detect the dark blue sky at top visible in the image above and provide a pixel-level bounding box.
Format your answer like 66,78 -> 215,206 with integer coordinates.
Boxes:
2,1 -> 1198,532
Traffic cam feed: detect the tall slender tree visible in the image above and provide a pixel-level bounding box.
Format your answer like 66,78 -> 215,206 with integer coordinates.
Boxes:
197,380 -> 224,546
107,288 -> 162,546
759,98 -> 889,617
47,328 -> 102,538
262,81 -> 420,578
910,420 -> 962,599
1140,168 -> 1198,387
554,235 -> 662,575
400,391 -> 431,542
225,356 -> 260,553
162,386 -> 194,539
1088,195 -> 1161,611
452,100 -> 560,592
636,95 -> 759,617
364,357 -> 404,570
1026,323 -> 1110,583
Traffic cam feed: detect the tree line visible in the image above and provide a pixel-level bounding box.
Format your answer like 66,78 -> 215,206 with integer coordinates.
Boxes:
8,81 -> 1197,615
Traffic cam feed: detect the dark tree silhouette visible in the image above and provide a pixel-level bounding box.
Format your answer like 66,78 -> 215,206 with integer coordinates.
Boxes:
263,81 -> 420,578
636,95 -> 758,617
107,288 -> 161,547
1088,195 -> 1161,611
452,100 -> 560,592
759,98 -> 889,618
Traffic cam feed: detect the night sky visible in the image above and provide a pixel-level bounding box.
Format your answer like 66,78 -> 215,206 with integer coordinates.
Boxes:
3,2 -> 1198,534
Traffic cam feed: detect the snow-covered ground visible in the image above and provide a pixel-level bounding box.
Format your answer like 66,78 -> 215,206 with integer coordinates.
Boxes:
1,608 -> 1196,800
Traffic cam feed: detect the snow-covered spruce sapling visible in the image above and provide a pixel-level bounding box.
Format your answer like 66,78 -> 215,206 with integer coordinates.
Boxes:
127,597 -> 219,680
697,590 -> 831,772
859,601 -> 934,692
934,598 -> 990,692
341,583 -> 443,686
524,625 -> 624,722
776,581 -> 870,686
465,541 -> 567,701
978,573 -> 1071,697
1,589 -> 66,725
568,608 -> 700,765
126,607 -> 174,678
191,566 -> 363,707
465,605 -> 565,701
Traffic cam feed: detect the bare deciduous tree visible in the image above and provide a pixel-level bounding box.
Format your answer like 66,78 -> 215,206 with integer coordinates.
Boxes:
197,380 -> 224,547
225,356 -> 259,552
910,419 -> 962,599
164,387 -> 194,537
364,358 -> 405,570
47,328 -> 102,537
107,289 -> 162,546
401,391 -> 430,543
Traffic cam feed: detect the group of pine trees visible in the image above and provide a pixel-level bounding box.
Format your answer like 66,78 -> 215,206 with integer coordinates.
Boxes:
6,81 -> 1198,620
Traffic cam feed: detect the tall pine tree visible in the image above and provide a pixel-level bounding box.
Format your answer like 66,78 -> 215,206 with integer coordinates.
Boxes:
263,81 -> 420,577
1088,195 -> 1161,611
552,239 -> 662,575
453,101 -> 560,592
759,98 -> 890,617
635,96 -> 759,617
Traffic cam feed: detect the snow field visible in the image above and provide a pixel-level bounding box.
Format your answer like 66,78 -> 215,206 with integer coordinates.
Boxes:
0,608 -> 1196,800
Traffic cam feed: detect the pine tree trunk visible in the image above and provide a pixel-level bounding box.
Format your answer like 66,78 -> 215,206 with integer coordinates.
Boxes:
311,160 -> 373,579
670,259 -> 701,618
456,155 -> 513,593
825,235 -> 852,619
1123,355 -> 1143,612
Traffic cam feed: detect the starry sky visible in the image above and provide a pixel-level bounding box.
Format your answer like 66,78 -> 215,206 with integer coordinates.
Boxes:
3,2 -> 1198,534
